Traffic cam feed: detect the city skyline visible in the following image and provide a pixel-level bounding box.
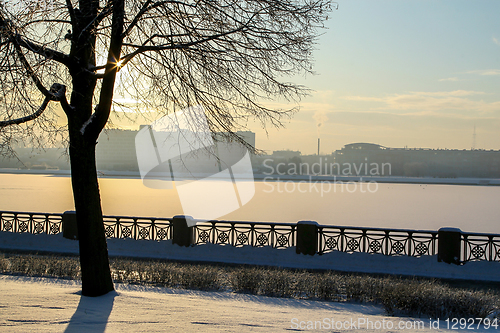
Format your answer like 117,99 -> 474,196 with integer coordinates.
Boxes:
245,0 -> 500,155
10,124 -> 500,156
106,1 -> 500,155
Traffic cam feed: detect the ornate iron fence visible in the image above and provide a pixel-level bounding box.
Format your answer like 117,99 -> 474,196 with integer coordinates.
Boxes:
462,232 -> 500,262
318,226 -> 438,257
193,220 -> 296,248
1,210 -> 499,263
103,215 -> 172,241
0,211 -> 63,235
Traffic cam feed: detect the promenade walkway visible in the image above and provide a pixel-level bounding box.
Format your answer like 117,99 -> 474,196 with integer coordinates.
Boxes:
0,275 -> 482,333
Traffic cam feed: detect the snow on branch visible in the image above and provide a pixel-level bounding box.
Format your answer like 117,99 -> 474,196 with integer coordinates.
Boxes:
80,110 -> 97,135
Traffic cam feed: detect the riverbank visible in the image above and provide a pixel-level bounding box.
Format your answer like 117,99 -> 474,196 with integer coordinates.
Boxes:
1,168 -> 500,186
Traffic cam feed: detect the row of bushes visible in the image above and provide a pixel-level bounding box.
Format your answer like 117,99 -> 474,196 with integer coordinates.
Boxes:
1,252 -> 498,320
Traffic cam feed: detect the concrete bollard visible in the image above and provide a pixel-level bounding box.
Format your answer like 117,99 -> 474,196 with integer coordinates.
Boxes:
438,227 -> 462,265
62,210 -> 78,240
172,215 -> 194,247
296,221 -> 319,256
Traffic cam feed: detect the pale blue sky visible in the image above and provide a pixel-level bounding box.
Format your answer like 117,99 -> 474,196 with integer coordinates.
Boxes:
253,0 -> 500,154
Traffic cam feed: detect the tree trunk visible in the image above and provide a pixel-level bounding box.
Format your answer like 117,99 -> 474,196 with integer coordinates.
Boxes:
68,127 -> 114,296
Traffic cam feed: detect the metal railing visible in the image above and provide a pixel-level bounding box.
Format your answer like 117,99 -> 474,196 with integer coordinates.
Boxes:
318,226 -> 438,257
0,211 -> 63,235
193,220 -> 297,248
462,232 -> 500,262
1,210 -> 499,263
102,215 -> 172,241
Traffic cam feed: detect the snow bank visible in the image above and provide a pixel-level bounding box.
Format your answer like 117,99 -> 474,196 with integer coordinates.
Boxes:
4,275 -> 467,333
1,231 -> 499,282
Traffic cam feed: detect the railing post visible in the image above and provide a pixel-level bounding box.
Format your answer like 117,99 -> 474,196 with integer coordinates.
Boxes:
318,226 -> 323,254
133,218 -> 138,240
271,224 -> 275,248
488,236 -> 493,261
211,221 -> 216,244
340,229 -> 345,252
296,220 -> 318,256
172,215 -> 194,247
384,231 -> 389,255
151,219 -> 155,241
432,233 -> 438,255
408,232 -> 413,256
438,227 -> 462,265
231,222 -> 235,246
362,229 -> 367,253
62,210 -> 78,240
251,223 -> 255,246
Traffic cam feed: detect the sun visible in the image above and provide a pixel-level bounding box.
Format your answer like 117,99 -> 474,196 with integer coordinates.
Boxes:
116,59 -> 124,68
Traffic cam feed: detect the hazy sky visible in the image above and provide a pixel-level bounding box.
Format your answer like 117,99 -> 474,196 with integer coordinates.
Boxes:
249,0 -> 500,154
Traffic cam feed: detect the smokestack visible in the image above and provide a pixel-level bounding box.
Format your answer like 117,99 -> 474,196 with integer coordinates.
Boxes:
317,138 -> 320,156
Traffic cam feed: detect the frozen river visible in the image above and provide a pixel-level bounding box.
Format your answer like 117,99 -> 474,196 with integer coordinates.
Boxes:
0,173 -> 499,233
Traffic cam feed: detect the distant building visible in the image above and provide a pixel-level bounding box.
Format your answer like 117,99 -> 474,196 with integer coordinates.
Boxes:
235,131 -> 256,148
334,143 -> 500,178
95,127 -> 256,172
272,150 -> 301,159
0,147 -> 70,170
96,129 -> 139,171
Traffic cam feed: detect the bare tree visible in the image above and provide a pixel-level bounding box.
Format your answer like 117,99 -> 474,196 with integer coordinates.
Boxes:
0,0 -> 332,296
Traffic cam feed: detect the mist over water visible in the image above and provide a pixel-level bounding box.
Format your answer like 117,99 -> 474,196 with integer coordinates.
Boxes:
0,173 -> 499,233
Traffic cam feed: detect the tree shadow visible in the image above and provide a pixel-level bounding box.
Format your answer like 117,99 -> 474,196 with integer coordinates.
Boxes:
64,290 -> 117,333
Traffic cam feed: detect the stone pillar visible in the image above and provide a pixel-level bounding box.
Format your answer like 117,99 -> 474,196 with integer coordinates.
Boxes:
62,211 -> 78,240
438,227 -> 462,265
296,221 -> 318,256
172,215 -> 194,247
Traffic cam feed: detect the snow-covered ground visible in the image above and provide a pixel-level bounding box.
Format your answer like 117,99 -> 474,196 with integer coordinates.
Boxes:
1,231 -> 500,282
0,275 -> 495,333
1,231 -> 500,332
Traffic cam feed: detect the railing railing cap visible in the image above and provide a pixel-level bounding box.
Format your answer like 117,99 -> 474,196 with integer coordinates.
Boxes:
297,220 -> 319,226
193,219 -> 297,227
0,210 -> 63,216
320,224 -> 437,234
438,227 -> 462,233
173,215 -> 194,220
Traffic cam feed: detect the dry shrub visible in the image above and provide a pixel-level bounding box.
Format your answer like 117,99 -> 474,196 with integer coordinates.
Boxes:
230,266 -> 265,294
178,265 -> 221,291
378,280 -> 499,319
259,268 -> 294,297
110,259 -> 221,291
1,251 -> 498,320
0,254 -> 80,279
